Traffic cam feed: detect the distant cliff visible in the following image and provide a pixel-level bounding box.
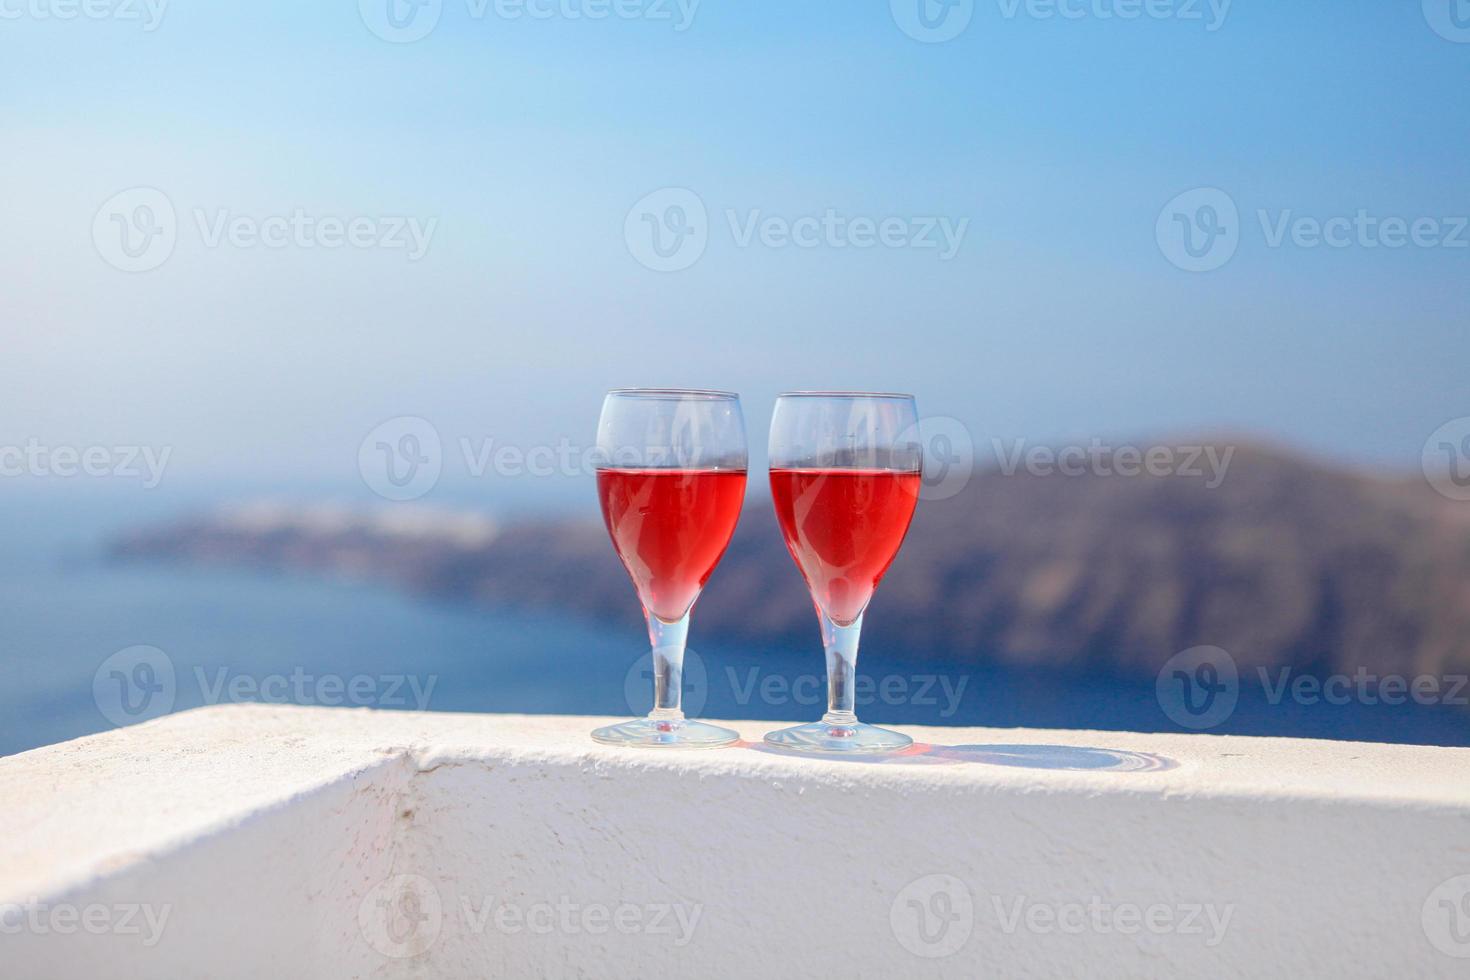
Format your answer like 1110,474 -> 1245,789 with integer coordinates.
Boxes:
109,444 -> 1470,680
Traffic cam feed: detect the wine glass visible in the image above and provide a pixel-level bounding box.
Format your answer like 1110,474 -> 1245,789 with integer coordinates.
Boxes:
591,389 -> 747,748
765,392 -> 923,754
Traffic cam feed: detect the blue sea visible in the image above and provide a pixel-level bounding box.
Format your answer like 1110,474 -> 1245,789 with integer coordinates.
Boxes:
5,484 -> 1470,758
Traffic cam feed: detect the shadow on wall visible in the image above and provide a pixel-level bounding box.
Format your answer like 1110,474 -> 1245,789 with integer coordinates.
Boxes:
744,742 -> 1179,772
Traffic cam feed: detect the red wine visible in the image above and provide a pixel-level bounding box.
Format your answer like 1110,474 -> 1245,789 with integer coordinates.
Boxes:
597,468 -> 747,623
769,468 -> 920,626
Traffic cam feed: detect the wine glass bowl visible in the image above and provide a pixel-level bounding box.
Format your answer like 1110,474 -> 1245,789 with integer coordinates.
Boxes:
591,389 -> 747,749
764,392 -> 923,754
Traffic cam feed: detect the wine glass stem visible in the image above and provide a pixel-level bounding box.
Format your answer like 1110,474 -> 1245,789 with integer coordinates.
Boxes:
647,610 -> 691,722
820,610 -> 864,726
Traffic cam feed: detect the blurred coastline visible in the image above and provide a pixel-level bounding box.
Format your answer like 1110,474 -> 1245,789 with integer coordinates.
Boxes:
8,435 -> 1469,758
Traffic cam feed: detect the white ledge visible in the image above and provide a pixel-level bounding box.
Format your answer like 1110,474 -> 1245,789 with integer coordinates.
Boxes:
4,705 -> 1470,977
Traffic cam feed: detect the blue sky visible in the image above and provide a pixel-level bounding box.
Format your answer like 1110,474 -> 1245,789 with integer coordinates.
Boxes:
1,0 -> 1466,507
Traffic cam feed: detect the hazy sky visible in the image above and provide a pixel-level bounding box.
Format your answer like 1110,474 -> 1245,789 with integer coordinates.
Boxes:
2,0 -> 1466,508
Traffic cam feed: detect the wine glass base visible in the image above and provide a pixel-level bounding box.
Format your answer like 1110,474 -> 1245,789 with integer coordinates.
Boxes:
591,717 -> 739,749
763,720 -> 914,755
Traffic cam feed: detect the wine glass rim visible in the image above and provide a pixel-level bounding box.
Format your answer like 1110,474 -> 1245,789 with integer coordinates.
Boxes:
606,387 -> 739,400
776,390 -> 915,400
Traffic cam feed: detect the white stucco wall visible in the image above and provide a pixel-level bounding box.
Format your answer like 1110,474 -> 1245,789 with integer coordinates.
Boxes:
4,704 -> 1470,978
